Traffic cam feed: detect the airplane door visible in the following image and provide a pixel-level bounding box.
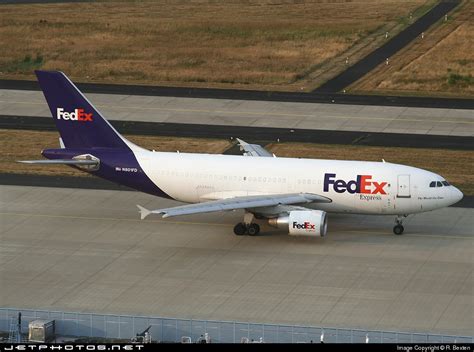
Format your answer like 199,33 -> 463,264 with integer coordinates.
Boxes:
397,175 -> 411,198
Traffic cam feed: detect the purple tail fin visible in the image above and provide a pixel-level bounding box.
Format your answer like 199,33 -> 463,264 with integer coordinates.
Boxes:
35,70 -> 129,150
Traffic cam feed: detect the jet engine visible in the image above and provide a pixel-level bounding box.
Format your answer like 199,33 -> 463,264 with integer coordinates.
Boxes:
268,210 -> 328,236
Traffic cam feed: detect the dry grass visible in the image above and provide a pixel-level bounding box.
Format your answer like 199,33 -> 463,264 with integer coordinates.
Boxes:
267,142 -> 474,195
0,129 -> 231,177
0,0 -> 428,91
2,129 -> 472,195
351,0 -> 474,97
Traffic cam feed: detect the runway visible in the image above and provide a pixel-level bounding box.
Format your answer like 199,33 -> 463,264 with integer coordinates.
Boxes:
1,185 -> 472,336
1,89 -> 473,137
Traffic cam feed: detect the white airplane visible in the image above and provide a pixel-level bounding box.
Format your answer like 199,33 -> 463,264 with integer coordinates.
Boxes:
22,71 -> 463,237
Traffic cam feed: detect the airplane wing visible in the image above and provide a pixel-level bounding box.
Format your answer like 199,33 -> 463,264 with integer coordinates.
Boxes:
236,138 -> 274,157
137,193 -> 331,219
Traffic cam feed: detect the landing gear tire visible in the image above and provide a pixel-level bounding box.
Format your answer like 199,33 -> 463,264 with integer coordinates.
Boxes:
393,224 -> 404,235
233,223 -> 247,236
247,223 -> 260,236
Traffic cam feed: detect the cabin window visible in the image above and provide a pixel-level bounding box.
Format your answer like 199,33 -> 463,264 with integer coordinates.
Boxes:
429,181 -> 436,187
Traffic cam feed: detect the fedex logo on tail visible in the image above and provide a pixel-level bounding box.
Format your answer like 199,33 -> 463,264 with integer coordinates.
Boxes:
324,173 -> 387,195
57,108 -> 93,122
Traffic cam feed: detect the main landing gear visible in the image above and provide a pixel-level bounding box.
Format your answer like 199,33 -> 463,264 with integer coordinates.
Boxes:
393,215 -> 408,235
233,223 -> 260,236
233,213 -> 261,236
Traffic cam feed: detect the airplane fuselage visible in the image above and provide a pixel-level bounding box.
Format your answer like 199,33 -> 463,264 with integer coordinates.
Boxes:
131,151 -> 459,216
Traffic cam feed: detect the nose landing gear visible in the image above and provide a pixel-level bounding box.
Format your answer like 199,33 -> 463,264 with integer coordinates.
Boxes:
233,213 -> 261,236
393,215 -> 407,235
393,224 -> 404,235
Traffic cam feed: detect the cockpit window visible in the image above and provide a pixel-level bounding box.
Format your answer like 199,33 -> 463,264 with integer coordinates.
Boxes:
442,181 -> 450,186
436,181 -> 443,187
429,181 -> 436,187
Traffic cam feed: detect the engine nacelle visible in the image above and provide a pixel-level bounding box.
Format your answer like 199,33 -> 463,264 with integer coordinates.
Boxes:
268,210 -> 328,236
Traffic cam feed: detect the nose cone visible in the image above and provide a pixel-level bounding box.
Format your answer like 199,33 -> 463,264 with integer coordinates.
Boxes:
450,187 -> 464,205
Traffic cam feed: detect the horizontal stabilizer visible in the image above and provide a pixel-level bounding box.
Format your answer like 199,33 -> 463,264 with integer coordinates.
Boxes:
18,159 -> 99,166
137,205 -> 152,220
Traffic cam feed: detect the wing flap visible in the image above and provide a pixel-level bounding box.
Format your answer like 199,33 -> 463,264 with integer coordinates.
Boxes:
137,193 -> 331,219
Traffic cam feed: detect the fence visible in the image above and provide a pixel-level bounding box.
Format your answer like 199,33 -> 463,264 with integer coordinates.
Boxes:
0,308 -> 472,344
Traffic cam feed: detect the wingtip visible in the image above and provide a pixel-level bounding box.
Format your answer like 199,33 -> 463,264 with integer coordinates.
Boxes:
136,204 -> 151,220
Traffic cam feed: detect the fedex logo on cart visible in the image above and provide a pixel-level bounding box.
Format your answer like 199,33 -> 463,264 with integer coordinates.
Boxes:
324,173 -> 387,195
57,108 -> 93,122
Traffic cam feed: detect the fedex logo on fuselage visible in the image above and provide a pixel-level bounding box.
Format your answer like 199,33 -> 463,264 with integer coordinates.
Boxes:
324,173 -> 387,195
57,108 -> 93,122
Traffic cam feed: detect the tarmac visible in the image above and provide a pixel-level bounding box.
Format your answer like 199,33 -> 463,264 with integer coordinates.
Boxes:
1,185 -> 472,336
0,89 -> 473,137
